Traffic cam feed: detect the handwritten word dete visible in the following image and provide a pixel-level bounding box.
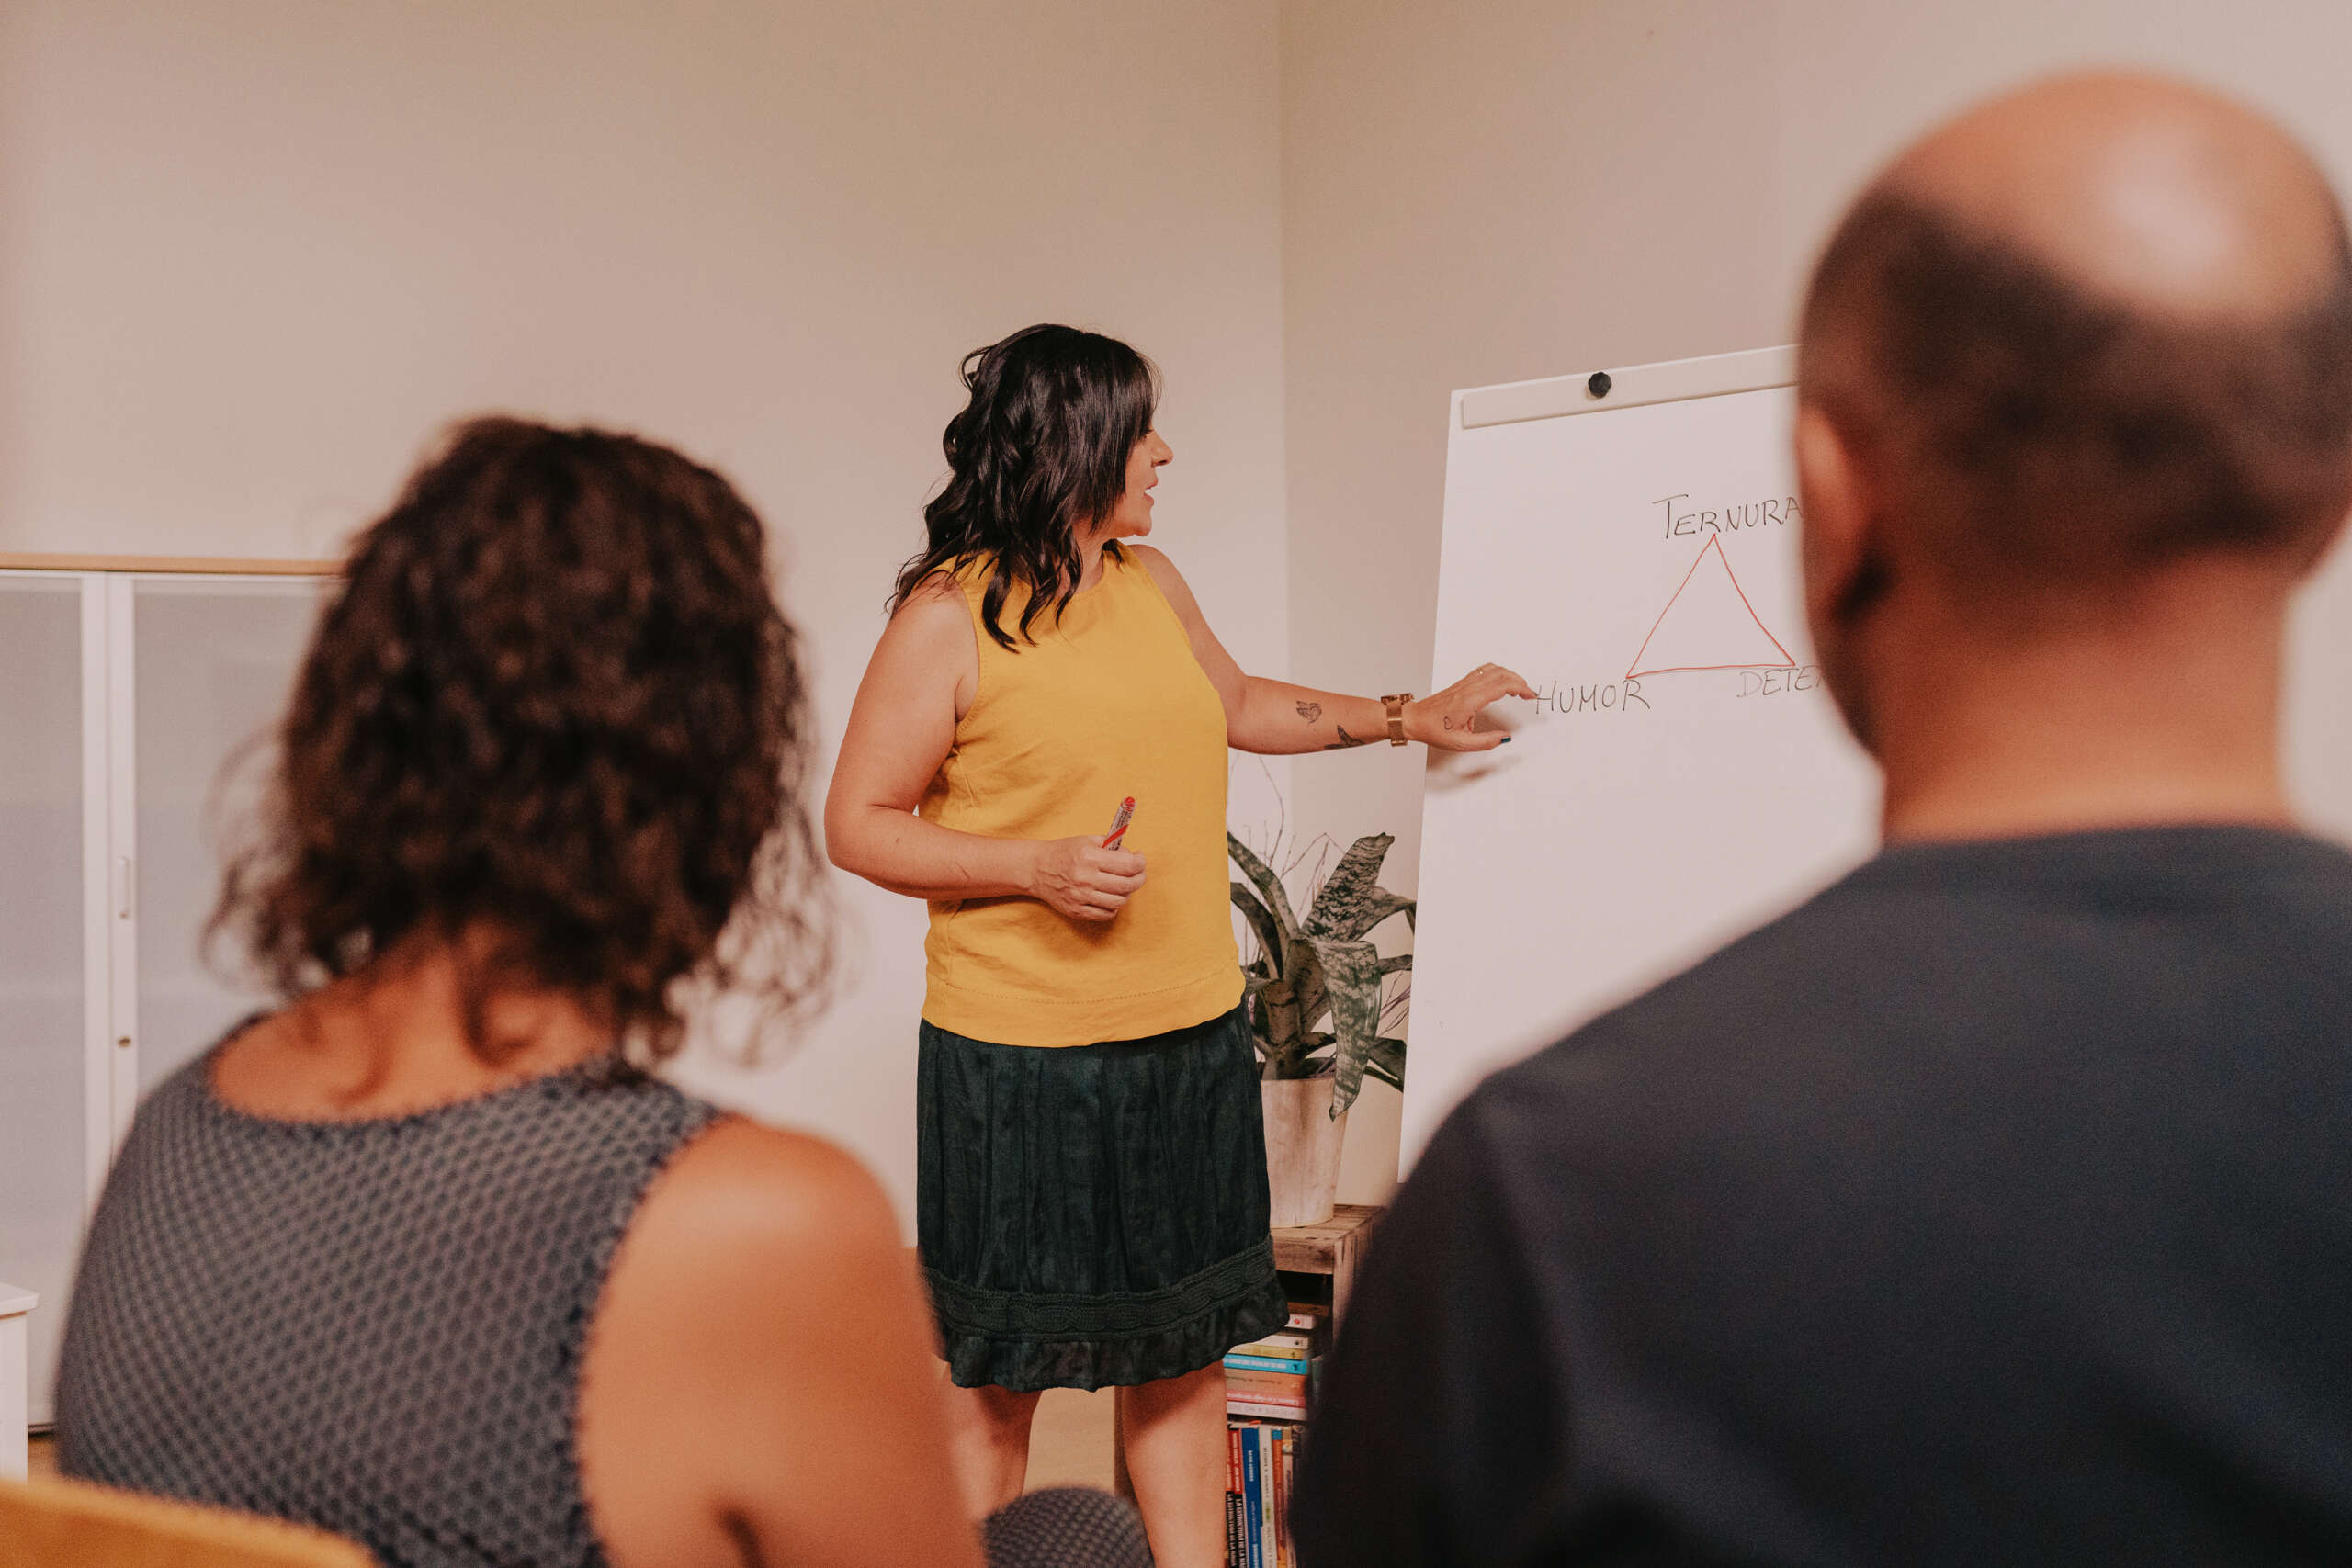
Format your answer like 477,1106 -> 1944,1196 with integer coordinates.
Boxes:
1530,678 -> 1649,716
1655,492 -> 1802,539
1738,666 -> 1824,698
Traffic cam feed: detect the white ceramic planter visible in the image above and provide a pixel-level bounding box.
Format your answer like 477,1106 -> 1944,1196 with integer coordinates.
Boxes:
1261,1075 -> 1350,1228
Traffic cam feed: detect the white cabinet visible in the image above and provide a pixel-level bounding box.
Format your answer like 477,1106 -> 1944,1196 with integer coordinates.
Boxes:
0,577 -> 92,1433
131,581 -> 330,1093
0,565 -> 327,1426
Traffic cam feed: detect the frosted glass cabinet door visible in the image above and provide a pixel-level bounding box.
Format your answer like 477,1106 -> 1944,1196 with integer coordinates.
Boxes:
134,580 -> 327,1093
0,578 -> 87,1426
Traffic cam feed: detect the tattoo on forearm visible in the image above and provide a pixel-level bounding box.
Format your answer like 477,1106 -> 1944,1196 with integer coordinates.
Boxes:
1325,725 -> 1370,750
1296,702 -> 1323,723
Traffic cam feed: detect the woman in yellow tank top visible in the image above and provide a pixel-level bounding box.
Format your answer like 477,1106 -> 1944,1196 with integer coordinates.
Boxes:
828,325 -> 1531,1565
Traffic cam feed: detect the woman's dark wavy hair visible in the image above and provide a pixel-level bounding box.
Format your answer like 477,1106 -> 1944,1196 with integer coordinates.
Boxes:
210,416 -> 831,1065
893,324 -> 1159,648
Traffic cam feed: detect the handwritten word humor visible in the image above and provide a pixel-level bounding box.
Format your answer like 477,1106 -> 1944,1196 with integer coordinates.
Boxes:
1531,678 -> 1649,716
1655,492 -> 1802,539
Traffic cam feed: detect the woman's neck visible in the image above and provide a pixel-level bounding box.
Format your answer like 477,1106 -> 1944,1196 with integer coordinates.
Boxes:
211,939 -> 616,1120
1075,537 -> 1108,592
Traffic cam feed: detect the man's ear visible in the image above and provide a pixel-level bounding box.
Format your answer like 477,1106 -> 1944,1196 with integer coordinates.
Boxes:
2288,492 -> 2352,582
1794,403 -> 1886,638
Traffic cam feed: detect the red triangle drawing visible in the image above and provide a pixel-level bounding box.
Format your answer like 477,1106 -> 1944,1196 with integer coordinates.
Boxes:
1624,536 -> 1797,679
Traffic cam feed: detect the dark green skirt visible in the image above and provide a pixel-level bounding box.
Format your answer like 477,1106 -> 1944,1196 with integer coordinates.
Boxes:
917,1002 -> 1288,1392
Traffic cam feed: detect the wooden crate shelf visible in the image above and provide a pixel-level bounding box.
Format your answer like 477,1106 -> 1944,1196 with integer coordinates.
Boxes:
1271,1203 -> 1381,1325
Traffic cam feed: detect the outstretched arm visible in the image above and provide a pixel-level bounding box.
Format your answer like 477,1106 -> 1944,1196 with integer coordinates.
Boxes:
1130,546 -> 1536,756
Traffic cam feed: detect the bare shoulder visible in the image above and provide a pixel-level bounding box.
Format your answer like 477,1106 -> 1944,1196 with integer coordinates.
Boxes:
581,1122 -> 967,1566
587,1119 -> 910,1385
1124,540 -> 1179,581
888,570 -> 972,636
1125,543 -> 1202,611
871,570 -> 978,672
631,1116 -> 899,1272
899,567 -> 967,613
661,1115 -> 886,1209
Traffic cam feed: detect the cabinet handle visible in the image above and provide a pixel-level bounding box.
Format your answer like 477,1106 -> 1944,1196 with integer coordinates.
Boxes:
113,854 -> 132,919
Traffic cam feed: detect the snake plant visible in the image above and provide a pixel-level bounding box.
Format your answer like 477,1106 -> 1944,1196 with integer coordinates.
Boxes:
1228,830 -> 1414,1119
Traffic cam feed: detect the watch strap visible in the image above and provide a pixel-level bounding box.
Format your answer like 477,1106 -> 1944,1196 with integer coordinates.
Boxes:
1381,694 -> 1412,747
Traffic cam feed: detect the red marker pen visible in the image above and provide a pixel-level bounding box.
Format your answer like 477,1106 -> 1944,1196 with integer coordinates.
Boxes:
1103,796 -> 1136,851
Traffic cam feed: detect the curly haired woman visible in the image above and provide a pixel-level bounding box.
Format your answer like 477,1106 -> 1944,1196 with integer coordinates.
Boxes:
828,325 -> 1532,1566
53,420 -> 990,1568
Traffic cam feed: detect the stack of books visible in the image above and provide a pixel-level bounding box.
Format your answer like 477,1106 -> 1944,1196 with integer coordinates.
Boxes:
1225,1301 -> 1328,1566
1225,1319 -> 1315,1420
1226,1418 -> 1298,1568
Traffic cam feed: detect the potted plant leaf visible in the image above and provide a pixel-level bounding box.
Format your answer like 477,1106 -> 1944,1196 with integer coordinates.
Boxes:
1228,829 -> 1413,1226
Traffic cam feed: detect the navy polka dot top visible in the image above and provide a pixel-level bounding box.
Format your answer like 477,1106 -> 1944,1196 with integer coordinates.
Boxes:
55,1030 -> 721,1568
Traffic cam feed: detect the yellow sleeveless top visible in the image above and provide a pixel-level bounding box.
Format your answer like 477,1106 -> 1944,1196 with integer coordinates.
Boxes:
920,547 -> 1242,1047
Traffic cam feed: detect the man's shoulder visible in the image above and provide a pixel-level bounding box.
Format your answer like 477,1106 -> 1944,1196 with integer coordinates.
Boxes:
1476,882 -> 1871,1108
1457,823 -> 2352,1175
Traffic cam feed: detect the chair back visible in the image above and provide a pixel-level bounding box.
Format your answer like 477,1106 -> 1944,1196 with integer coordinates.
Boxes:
0,1475 -> 374,1568
982,1486 -> 1154,1568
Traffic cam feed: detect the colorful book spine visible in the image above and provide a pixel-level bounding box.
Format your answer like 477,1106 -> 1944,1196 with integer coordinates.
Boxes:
1226,1352 -> 1307,1373
1281,1424 -> 1296,1568
1234,1336 -> 1310,1358
1231,1384 -> 1307,1403
1257,1426 -> 1277,1566
1227,1427 -> 1245,1568
1242,1426 -> 1264,1568
1229,1397 -> 1308,1420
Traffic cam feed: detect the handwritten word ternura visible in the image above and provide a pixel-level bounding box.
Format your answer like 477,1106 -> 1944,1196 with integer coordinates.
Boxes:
1654,492 -> 1802,538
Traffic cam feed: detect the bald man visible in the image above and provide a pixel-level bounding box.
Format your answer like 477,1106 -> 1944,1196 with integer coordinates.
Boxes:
1294,74 -> 2352,1567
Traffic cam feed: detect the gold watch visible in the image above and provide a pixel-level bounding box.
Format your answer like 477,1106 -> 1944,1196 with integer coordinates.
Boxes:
1381,694 -> 1413,747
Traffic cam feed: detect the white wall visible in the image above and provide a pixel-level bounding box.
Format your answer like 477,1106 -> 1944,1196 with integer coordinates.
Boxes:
19,0 -> 2352,1224
0,0 -> 1293,1226
1278,0 -> 2352,1201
